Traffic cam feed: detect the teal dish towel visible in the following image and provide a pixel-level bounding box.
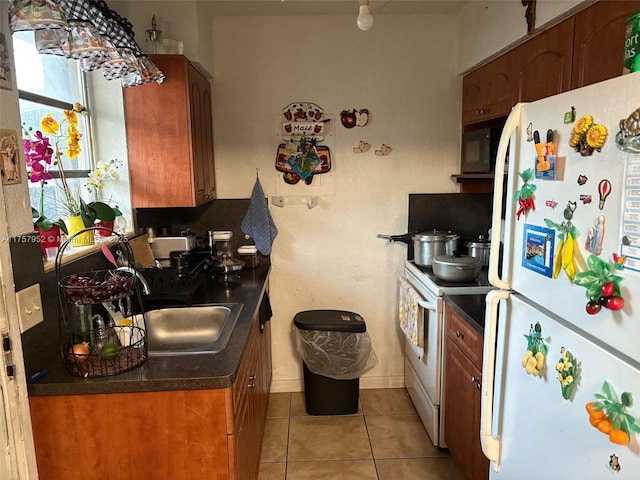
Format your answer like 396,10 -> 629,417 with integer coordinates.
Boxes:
241,178 -> 278,255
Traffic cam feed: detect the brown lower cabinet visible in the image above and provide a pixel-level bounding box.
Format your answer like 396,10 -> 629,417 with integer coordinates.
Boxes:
444,305 -> 488,480
29,312 -> 272,480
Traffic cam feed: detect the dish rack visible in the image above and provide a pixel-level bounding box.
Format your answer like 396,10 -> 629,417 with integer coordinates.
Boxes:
56,227 -> 147,377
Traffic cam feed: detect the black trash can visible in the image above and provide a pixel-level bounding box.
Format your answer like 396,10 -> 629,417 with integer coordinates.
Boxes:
293,310 -> 367,415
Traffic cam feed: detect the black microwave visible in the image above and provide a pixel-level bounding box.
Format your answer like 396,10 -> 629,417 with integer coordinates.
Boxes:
461,127 -> 502,173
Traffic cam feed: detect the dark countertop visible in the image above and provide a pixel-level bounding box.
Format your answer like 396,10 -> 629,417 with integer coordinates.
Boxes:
27,264 -> 270,397
444,293 -> 487,335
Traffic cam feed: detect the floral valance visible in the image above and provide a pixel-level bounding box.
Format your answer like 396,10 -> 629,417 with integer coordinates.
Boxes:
8,0 -> 164,87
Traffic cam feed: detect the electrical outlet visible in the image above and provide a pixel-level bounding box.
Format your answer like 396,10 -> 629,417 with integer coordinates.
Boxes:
16,284 -> 44,333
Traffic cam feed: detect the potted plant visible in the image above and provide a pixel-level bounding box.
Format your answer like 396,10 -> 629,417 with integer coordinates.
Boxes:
24,103 -> 95,247
23,126 -> 67,257
84,159 -> 123,237
82,199 -> 122,237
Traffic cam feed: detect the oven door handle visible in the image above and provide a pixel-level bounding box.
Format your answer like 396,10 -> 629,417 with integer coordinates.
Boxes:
416,297 -> 437,312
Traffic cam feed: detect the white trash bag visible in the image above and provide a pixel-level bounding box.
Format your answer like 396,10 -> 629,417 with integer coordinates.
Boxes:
294,326 -> 378,380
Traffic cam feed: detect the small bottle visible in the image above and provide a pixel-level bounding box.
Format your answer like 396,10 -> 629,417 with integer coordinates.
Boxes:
92,314 -> 107,352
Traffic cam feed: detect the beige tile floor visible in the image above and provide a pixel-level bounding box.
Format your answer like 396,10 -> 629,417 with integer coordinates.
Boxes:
258,388 -> 466,480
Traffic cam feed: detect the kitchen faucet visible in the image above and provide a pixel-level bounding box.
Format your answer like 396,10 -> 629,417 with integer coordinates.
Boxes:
116,266 -> 151,296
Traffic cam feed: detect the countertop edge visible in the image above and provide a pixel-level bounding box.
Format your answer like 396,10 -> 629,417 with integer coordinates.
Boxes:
444,293 -> 486,335
27,265 -> 271,397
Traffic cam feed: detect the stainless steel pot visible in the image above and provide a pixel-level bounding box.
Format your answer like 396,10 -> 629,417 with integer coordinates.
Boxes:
465,234 -> 491,267
377,230 -> 458,266
431,254 -> 482,282
412,230 -> 459,267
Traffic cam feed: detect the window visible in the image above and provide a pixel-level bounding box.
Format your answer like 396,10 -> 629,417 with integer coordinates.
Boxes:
13,31 -> 93,222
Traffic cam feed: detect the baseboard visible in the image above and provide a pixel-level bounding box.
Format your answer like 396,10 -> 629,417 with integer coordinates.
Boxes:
270,374 -> 404,393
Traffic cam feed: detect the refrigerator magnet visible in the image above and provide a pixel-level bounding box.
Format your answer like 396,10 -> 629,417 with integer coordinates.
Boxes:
544,202 -> 579,281
574,254 -> 625,315
580,194 -> 592,205
586,381 -> 640,446
609,454 -> 621,472
598,179 -> 612,210
522,224 -> 555,278
568,115 -> 608,156
555,347 -> 578,400
515,168 -> 536,220
584,215 -> 605,255
521,322 -> 548,377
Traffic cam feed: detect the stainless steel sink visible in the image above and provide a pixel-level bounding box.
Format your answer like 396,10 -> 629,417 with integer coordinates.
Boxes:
144,303 -> 243,355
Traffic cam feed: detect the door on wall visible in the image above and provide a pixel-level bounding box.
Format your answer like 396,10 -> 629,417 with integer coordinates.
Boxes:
0,281 -> 23,479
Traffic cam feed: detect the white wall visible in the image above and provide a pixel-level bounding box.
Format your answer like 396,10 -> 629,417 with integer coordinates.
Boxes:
211,14 -> 461,391
1,18 -> 33,237
457,0 -> 585,72
110,0 -> 214,75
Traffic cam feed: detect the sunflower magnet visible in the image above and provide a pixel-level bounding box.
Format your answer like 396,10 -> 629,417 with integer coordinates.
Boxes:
568,115 -> 608,156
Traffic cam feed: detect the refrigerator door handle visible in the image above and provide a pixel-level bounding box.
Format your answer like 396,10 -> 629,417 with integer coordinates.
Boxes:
489,103 -> 524,290
481,289 -> 509,471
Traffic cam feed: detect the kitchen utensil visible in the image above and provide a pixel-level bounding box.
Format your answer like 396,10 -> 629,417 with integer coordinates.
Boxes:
378,230 -> 459,267
431,254 -> 481,282
413,231 -> 459,267
237,245 -> 259,268
212,231 -> 233,259
465,234 -> 491,266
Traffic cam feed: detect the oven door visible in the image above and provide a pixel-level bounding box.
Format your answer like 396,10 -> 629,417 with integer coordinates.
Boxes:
400,275 -> 445,447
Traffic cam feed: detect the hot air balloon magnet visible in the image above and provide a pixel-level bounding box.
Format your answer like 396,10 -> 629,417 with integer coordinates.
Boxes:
598,179 -> 612,210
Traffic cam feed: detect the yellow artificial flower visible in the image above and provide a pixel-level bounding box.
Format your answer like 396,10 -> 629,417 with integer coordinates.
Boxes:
556,362 -> 565,372
565,375 -> 573,384
563,362 -> 573,371
63,109 -> 78,125
574,115 -> 593,135
586,124 -> 608,149
568,133 -> 581,148
41,114 -> 60,135
67,144 -> 81,159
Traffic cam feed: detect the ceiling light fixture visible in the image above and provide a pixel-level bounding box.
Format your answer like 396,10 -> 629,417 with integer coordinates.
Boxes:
356,0 -> 374,31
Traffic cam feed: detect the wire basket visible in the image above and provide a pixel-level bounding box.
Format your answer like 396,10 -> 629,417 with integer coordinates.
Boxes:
56,227 -> 148,377
60,269 -> 135,304
63,326 -> 146,377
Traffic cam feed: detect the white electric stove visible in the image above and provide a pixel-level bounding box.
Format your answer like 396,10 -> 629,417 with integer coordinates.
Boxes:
401,260 -> 494,448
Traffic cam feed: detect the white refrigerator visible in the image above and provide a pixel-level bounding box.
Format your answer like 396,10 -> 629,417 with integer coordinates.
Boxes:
484,72 -> 640,479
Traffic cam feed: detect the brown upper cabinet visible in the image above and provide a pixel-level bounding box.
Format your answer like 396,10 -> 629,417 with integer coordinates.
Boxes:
572,0 -> 640,88
462,0 -> 640,127
462,53 -> 518,125
516,18 -> 574,103
123,54 -> 216,208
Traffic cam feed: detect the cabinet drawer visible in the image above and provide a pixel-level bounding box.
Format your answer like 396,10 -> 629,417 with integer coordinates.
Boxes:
446,306 -> 483,368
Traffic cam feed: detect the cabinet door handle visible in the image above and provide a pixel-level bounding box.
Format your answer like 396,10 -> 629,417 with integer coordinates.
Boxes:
456,330 -> 464,339
476,380 -> 482,390
470,376 -> 477,383
248,375 -> 256,388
